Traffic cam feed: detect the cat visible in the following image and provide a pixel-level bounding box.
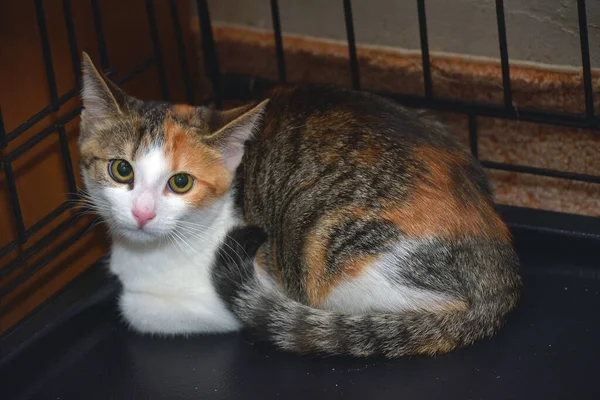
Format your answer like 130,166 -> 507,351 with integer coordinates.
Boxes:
79,52 -> 521,357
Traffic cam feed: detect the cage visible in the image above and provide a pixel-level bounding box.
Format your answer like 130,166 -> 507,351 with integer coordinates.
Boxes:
1,0 -> 599,398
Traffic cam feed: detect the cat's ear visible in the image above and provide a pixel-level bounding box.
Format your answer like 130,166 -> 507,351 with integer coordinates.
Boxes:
80,52 -> 130,128
205,99 -> 269,171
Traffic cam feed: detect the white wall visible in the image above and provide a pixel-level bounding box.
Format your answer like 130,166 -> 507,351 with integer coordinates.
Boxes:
206,0 -> 600,68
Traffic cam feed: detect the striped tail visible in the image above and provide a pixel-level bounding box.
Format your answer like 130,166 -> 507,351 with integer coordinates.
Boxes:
212,226 -> 519,358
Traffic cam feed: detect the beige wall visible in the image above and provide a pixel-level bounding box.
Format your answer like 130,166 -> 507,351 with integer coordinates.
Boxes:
207,0 -> 600,68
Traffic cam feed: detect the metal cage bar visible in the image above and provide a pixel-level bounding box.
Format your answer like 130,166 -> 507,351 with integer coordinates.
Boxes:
468,115 -> 479,159
91,0 -> 110,70
576,0 -> 595,121
0,106 -> 6,149
480,161 -> 600,184
62,0 -> 81,88
146,0 -> 170,101
35,0 -> 59,111
417,0 -> 433,98
495,0 -> 513,110
343,0 -> 360,90
195,0 -> 222,108
0,222 -> 94,299
383,90 -> 596,129
169,0 -> 195,104
2,161 -> 26,245
57,124 -> 78,199
270,0 -> 287,83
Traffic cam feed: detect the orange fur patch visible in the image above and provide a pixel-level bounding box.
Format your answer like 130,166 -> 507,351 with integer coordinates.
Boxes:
254,244 -> 283,284
382,147 -> 511,240
255,247 -> 267,275
416,337 -> 457,356
356,146 -> 381,164
172,104 -> 196,118
304,207 -> 372,305
163,116 -> 232,208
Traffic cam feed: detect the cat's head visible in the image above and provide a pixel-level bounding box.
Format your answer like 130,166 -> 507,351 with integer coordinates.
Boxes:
78,53 -> 267,244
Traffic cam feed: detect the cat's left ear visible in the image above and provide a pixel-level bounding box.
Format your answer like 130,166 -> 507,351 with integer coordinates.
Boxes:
205,99 -> 269,172
80,52 -> 133,132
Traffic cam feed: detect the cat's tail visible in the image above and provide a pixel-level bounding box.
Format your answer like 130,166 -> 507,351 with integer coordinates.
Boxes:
212,226 -> 518,358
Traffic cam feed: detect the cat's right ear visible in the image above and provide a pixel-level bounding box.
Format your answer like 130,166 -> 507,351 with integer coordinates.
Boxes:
80,52 -> 129,130
205,100 -> 270,172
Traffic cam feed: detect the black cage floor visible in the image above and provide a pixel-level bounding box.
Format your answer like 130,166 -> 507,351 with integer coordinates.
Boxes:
2,215 -> 600,400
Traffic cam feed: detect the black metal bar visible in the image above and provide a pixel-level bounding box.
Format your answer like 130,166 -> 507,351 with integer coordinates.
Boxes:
6,89 -> 77,144
6,127 -> 56,162
270,0 -> 287,83
169,0 -> 195,103
62,0 -> 81,88
507,221 -> 600,241
381,90 -> 597,130
343,0 -> 360,90
416,0 -> 433,98
196,0 -> 222,108
25,201 -> 73,241
0,222 -> 95,299
223,74 -> 600,130
481,160 -> 600,184
0,106 -> 6,149
0,241 -> 18,260
0,188 -> 84,260
498,204 -> 600,241
5,66 -> 160,143
0,210 -> 82,279
5,108 -> 80,162
495,0 -> 513,110
2,161 -> 27,244
468,114 -> 479,158
576,0 -> 595,121
35,0 -> 59,111
91,0 -> 110,70
57,124 -> 78,198
145,0 -> 170,101
6,105 -> 54,143
115,57 -> 156,85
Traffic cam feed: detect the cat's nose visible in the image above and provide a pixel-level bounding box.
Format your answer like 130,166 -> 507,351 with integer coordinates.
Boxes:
133,191 -> 156,228
132,208 -> 156,228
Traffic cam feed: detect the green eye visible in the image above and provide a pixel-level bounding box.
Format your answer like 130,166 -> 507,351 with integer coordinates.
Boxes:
168,173 -> 194,194
109,159 -> 134,183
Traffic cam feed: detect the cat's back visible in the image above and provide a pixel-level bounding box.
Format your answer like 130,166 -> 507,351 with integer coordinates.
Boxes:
243,85 -> 496,214
257,84 -> 452,148
241,85 -> 512,273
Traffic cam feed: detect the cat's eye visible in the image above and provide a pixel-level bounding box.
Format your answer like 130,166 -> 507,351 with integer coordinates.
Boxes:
109,159 -> 134,183
168,173 -> 194,194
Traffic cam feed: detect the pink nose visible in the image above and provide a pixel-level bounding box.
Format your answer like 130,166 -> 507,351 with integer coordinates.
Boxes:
132,208 -> 156,228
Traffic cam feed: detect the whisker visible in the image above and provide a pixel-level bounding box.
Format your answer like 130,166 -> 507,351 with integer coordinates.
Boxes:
175,224 -> 251,281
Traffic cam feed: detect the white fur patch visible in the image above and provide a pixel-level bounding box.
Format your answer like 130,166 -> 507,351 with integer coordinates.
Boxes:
322,240 -> 456,313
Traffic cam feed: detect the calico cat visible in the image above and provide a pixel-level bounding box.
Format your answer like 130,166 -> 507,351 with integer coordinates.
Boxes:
79,52 -> 521,357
